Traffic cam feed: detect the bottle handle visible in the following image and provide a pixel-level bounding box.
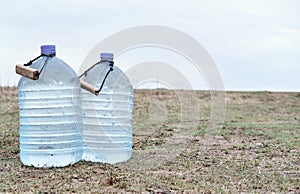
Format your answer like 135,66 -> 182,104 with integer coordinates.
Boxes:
15,54 -> 54,80
15,64 -> 39,80
79,60 -> 114,95
80,80 -> 100,95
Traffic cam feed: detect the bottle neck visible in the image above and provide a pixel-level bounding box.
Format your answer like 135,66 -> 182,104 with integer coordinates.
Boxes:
41,53 -> 56,57
101,58 -> 113,62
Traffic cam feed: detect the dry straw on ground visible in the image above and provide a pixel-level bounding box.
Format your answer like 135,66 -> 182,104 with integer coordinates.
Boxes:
0,87 -> 299,193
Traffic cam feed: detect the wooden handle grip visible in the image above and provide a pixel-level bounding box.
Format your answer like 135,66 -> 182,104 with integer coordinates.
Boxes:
16,65 -> 39,80
80,80 -> 100,95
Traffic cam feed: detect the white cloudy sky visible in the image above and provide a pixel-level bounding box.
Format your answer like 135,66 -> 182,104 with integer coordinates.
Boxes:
0,0 -> 299,91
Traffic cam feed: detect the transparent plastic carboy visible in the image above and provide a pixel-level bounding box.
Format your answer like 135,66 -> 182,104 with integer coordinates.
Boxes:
18,45 -> 83,167
81,53 -> 134,164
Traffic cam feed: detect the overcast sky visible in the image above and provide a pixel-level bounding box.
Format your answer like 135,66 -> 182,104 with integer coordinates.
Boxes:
1,0 -> 299,91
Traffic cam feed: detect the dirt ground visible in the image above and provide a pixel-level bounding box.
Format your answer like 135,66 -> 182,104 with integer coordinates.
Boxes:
0,87 -> 299,193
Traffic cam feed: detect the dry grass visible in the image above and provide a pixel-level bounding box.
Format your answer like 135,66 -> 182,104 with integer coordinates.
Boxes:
0,87 -> 299,193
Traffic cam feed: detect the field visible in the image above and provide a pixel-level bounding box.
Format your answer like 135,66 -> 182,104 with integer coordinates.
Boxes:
0,87 -> 299,193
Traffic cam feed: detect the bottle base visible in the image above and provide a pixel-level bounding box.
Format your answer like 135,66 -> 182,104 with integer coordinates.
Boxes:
82,148 -> 132,164
20,150 -> 82,167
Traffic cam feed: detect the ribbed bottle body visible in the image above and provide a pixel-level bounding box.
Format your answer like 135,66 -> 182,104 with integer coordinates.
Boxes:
81,61 -> 134,164
18,56 -> 83,167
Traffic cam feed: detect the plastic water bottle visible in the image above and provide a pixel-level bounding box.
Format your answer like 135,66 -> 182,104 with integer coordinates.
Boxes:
18,45 -> 83,167
81,53 -> 134,164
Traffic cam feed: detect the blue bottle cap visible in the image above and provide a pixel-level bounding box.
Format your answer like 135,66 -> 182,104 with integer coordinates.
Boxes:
100,53 -> 114,61
41,45 -> 56,55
